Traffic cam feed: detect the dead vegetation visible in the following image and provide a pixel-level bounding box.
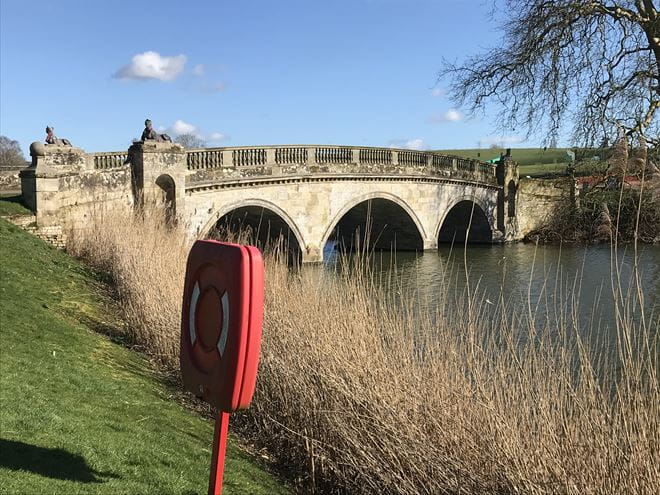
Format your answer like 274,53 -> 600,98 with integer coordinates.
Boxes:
66,205 -> 659,494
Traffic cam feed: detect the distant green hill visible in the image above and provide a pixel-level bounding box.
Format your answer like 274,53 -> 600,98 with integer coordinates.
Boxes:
436,147 -> 610,176
437,147 -> 570,166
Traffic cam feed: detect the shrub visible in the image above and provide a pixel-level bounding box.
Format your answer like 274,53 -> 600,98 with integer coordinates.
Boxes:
529,187 -> 660,243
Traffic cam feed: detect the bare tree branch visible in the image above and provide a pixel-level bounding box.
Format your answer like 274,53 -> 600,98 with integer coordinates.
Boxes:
439,0 -> 659,147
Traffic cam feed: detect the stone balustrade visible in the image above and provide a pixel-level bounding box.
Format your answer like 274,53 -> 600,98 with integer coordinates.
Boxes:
398,150 -> 427,166
276,147 -> 308,165
93,151 -> 128,170
315,147 -> 353,164
233,148 -> 267,167
184,145 -> 497,185
187,149 -> 223,169
359,148 -> 392,165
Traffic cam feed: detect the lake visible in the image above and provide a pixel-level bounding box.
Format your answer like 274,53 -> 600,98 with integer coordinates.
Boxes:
323,243 -> 659,352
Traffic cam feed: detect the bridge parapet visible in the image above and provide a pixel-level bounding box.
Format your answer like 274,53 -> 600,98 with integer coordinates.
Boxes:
20,142 -> 514,253
184,145 -> 496,187
187,149 -> 224,169
275,147 -> 308,165
21,144 -> 134,226
92,151 -> 129,170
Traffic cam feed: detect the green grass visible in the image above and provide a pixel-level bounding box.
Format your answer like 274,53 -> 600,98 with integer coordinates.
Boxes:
0,218 -> 289,494
0,194 -> 32,217
438,147 -> 570,165
436,147 -> 585,176
515,162 -> 569,176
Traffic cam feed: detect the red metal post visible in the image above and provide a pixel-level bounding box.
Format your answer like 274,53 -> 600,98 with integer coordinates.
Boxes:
208,411 -> 230,495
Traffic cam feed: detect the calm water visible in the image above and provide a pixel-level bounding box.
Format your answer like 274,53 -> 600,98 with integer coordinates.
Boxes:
323,243 -> 660,342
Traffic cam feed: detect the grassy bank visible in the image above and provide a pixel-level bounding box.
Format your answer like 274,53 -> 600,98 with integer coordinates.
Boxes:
65,206 -> 659,494
0,218 -> 288,494
0,193 -> 32,216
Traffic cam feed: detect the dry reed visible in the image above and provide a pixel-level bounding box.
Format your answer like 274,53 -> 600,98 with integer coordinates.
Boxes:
66,204 -> 658,494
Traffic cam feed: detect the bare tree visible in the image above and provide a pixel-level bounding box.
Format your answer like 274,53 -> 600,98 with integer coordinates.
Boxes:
0,136 -> 27,168
174,133 -> 206,149
439,0 -> 659,147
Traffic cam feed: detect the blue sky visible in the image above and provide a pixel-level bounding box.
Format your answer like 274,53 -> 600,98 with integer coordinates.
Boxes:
1,0 -> 534,156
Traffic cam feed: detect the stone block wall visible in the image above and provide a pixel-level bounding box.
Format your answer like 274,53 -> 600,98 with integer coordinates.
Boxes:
22,144 -> 134,227
516,178 -> 575,238
0,166 -> 28,191
5,215 -> 67,249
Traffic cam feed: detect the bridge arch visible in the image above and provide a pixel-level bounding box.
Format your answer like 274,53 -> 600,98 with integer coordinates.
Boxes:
199,199 -> 306,254
155,174 -> 176,224
321,192 -> 426,252
435,196 -> 494,244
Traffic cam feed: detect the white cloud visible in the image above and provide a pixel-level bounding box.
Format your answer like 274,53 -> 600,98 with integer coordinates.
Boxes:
114,51 -> 187,82
405,138 -> 425,150
430,109 -> 462,123
192,64 -> 205,76
430,87 -> 444,97
170,120 -> 197,135
160,120 -> 227,143
388,138 -> 426,150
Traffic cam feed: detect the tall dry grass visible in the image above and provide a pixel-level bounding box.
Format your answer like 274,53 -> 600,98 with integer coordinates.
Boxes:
66,205 -> 658,494
66,206 -> 188,361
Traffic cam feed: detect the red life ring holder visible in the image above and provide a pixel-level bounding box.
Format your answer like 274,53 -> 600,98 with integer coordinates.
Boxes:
180,240 -> 265,495
180,241 -> 263,413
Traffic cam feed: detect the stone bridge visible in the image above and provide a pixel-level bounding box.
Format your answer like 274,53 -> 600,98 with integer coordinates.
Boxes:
21,142 -> 519,263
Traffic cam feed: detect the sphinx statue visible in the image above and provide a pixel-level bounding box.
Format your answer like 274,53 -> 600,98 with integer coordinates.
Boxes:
45,126 -> 72,146
141,119 -> 172,143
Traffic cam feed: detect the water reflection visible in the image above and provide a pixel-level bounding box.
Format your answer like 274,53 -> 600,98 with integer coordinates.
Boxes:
324,242 -> 659,346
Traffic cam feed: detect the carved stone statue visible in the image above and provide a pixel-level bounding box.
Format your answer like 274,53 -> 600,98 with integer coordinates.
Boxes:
45,126 -> 72,146
141,119 -> 172,143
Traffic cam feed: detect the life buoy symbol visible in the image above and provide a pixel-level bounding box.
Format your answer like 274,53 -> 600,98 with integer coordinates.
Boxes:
188,280 -> 230,372
180,240 -> 264,413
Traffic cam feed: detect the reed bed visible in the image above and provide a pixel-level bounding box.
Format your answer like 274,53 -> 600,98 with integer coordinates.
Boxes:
66,205 -> 658,494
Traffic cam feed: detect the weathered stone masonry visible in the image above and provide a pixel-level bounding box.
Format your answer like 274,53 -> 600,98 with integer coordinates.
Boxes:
21,142 -> 529,262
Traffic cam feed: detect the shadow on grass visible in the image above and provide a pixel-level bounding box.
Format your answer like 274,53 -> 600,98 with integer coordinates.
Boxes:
0,194 -> 32,217
0,194 -> 24,204
0,439 -> 118,483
